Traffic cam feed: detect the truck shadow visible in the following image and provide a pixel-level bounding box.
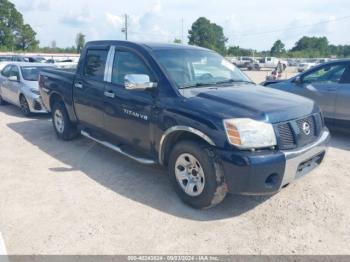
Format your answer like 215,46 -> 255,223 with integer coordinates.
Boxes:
8,117 -> 274,221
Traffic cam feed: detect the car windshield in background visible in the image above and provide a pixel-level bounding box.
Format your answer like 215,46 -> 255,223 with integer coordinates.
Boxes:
20,66 -> 50,81
153,49 -> 251,88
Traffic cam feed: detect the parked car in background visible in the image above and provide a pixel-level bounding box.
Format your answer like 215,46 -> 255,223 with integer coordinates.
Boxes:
298,61 -> 318,72
232,56 -> 259,69
46,58 -> 77,69
38,40 -> 329,209
0,62 -> 54,115
257,57 -> 288,70
263,59 -> 350,130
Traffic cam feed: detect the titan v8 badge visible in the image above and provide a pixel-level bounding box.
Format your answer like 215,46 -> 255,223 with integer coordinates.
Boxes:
123,109 -> 148,121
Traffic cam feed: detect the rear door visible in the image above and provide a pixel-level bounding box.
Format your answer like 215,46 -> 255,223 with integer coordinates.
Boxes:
73,47 -> 109,130
334,64 -> 350,124
296,63 -> 348,120
103,48 -> 156,152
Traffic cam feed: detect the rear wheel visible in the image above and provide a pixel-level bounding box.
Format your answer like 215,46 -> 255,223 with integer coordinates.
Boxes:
52,101 -> 79,140
168,140 -> 228,209
19,95 -> 31,116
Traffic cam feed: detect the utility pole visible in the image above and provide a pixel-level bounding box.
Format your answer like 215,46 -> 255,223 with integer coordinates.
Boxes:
181,18 -> 184,44
121,14 -> 128,40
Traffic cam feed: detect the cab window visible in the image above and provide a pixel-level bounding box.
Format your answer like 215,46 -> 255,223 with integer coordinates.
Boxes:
111,51 -> 153,85
83,49 -> 109,81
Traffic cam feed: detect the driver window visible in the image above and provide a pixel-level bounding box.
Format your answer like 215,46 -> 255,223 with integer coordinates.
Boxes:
111,51 -> 153,86
303,64 -> 346,84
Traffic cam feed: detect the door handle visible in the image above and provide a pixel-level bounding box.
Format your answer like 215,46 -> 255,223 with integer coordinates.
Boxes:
74,82 -> 83,89
104,91 -> 115,98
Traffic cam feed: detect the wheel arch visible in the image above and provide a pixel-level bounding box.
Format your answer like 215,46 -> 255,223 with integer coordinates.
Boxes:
159,126 -> 216,166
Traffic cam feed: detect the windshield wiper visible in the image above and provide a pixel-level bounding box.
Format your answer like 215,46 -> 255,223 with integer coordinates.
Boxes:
179,82 -> 217,89
215,79 -> 255,85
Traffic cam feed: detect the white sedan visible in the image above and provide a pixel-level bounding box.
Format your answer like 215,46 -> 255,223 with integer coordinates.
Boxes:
0,62 -> 54,116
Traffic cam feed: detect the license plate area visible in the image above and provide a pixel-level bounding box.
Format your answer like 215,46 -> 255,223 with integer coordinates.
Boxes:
295,151 -> 325,179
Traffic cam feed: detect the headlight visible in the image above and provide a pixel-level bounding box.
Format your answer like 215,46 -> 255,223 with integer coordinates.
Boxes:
30,88 -> 40,95
223,118 -> 277,149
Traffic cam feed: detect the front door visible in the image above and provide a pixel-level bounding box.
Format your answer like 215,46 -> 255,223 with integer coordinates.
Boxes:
74,48 -> 109,130
295,63 -> 348,120
334,64 -> 350,124
103,49 -> 156,152
6,65 -> 21,104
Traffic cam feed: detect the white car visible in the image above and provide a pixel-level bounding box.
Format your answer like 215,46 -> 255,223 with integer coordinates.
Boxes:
298,62 -> 317,72
0,62 -> 55,116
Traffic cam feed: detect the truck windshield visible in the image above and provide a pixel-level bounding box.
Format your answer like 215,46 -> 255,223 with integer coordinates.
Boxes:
153,49 -> 252,88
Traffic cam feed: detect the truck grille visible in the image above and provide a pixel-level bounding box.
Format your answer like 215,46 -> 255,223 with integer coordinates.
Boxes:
275,113 -> 323,150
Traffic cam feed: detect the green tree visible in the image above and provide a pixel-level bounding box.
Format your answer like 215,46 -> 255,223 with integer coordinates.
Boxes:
15,24 -> 39,50
75,32 -> 85,53
291,36 -> 329,57
0,0 -> 28,50
270,40 -> 285,57
188,17 -> 228,54
173,38 -> 182,44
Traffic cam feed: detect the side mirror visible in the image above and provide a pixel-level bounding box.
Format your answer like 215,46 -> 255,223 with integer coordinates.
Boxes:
124,74 -> 157,91
293,76 -> 302,85
8,75 -> 19,82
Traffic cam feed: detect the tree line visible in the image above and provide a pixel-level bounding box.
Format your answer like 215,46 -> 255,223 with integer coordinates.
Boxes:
1,0 -> 350,58
188,17 -> 350,58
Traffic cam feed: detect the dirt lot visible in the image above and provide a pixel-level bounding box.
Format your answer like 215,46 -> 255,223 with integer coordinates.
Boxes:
0,73 -> 349,254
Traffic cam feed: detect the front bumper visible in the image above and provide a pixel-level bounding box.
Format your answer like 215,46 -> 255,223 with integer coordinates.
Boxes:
218,128 -> 330,195
27,94 -> 48,114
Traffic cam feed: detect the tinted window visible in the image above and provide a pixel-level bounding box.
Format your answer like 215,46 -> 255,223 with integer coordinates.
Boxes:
303,64 -> 347,84
1,65 -> 11,77
340,65 -> 350,84
84,49 -> 108,81
9,66 -> 20,79
111,51 -> 152,85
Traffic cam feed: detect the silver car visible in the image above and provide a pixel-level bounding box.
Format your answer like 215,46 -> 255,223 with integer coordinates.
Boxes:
265,59 -> 350,130
0,62 -> 54,116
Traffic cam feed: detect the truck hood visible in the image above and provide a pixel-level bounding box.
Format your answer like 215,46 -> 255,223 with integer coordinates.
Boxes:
181,84 -> 318,124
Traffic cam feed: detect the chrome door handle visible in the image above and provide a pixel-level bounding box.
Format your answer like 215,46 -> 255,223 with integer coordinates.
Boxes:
74,82 -> 83,89
104,91 -> 115,98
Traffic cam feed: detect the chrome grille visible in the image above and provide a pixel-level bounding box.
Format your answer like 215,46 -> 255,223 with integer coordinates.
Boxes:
275,113 -> 323,150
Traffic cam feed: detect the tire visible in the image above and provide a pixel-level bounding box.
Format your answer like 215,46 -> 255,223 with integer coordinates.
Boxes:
52,101 -> 79,140
168,140 -> 228,209
0,95 -> 7,105
19,95 -> 31,117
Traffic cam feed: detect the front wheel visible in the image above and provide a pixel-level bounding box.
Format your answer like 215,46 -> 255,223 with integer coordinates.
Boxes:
52,102 -> 79,140
168,140 -> 228,209
20,95 -> 31,116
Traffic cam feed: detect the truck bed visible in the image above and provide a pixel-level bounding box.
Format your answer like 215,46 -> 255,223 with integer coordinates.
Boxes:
39,68 -> 76,116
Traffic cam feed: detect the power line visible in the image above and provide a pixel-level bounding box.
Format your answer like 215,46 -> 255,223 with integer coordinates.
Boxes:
231,15 -> 350,38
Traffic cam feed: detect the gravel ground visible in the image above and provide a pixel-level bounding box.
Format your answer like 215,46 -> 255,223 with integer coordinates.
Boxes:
0,74 -> 349,255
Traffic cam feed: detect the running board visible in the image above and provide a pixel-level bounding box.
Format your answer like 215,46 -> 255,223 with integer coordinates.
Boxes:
81,130 -> 156,165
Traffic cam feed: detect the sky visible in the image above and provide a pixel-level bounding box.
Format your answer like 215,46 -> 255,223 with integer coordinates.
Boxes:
10,0 -> 350,51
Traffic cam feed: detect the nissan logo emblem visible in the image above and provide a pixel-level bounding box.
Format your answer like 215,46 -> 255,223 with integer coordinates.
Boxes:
302,122 -> 311,135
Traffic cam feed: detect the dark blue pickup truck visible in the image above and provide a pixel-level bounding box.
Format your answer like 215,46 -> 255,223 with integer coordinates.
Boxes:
39,41 -> 330,209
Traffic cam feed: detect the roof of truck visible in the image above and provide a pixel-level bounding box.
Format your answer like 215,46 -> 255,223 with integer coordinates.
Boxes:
86,40 -> 210,51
